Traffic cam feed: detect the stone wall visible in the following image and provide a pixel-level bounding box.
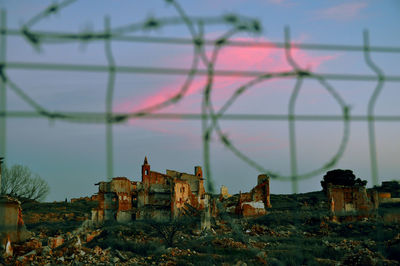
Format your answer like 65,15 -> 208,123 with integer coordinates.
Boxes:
236,174 -> 271,217
327,184 -> 377,215
0,196 -> 31,243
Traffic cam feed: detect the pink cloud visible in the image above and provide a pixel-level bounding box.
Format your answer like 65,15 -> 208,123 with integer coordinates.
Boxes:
315,2 -> 367,21
211,38 -> 336,72
113,34 -> 341,157
115,36 -> 337,116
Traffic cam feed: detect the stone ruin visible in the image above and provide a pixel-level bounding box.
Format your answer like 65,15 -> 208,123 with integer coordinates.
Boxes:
325,179 -> 400,222
90,157 -> 274,225
0,157 -> 31,244
375,181 -> 400,203
92,157 -> 210,224
235,174 -> 272,217
327,183 -> 379,215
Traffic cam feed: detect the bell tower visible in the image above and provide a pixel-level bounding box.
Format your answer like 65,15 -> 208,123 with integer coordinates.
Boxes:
142,156 -> 150,183
194,166 -> 203,178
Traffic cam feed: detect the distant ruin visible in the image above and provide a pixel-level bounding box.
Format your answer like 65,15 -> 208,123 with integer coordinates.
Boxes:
235,174 -> 272,217
327,183 -> 378,215
375,181 -> 400,203
91,158 -> 274,223
0,158 -> 31,243
92,157 -> 208,223
324,171 -> 400,219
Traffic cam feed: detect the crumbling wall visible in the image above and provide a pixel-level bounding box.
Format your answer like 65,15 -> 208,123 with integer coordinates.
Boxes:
0,196 -> 31,243
250,175 -> 272,208
93,177 -> 137,223
171,180 -> 204,217
103,193 -> 117,221
375,181 -> 400,203
109,177 -> 134,193
144,171 -> 169,186
166,166 -> 205,198
235,174 -> 271,217
220,185 -> 231,200
380,181 -> 400,197
173,181 -> 191,209
116,192 -> 132,211
241,201 -> 267,217
236,193 -> 267,217
367,189 -> 379,209
327,184 -> 377,215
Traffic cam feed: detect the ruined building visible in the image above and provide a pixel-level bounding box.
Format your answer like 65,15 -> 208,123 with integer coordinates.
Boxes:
327,183 -> 378,216
235,174 -> 272,217
375,181 -> 400,203
92,157 -> 206,223
0,157 -> 31,243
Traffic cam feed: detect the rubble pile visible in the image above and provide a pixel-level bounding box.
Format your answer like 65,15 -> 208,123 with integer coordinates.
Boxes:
1,189 -> 400,265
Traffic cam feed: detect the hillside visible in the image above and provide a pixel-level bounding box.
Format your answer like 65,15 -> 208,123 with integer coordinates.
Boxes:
2,192 -> 400,265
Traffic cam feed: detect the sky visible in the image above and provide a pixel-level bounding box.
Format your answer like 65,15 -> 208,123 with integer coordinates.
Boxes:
0,0 -> 399,201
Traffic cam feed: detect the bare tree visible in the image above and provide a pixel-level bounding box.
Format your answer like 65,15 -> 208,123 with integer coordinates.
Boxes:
144,216 -> 198,247
1,164 -> 50,202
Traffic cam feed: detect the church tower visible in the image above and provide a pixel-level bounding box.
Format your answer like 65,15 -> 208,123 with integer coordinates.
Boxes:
142,156 -> 150,183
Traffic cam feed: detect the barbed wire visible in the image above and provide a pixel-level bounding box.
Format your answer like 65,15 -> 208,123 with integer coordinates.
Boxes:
0,0 -> 399,195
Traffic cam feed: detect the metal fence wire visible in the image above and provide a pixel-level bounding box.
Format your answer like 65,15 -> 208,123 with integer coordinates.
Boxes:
1,0 -> 400,195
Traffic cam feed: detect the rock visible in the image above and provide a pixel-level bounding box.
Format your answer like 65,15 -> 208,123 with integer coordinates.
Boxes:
48,235 -> 64,249
116,249 -> 128,261
25,250 -> 37,256
42,246 -> 52,256
86,230 -> 101,243
74,236 -> 82,247
93,245 -> 103,255
25,238 -> 42,250
5,238 -> 13,257
17,249 -> 36,262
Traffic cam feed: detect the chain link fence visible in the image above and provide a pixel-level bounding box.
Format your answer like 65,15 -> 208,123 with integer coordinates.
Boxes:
0,0 -> 400,195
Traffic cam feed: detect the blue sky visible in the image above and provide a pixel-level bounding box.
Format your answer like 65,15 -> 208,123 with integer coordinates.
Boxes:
0,0 -> 399,201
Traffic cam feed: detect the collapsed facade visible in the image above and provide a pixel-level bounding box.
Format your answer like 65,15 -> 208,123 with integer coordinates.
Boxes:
325,179 -> 400,223
0,195 -> 31,243
375,181 -> 400,203
92,157 -> 207,223
327,183 -> 379,216
235,174 -> 272,217
0,158 -> 30,243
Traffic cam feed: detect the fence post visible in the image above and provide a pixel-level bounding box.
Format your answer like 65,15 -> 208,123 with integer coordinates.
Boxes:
105,16 -> 115,180
0,10 -> 7,192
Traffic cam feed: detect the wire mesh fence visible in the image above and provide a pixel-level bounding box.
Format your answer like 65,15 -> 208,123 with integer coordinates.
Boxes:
0,0 -> 400,196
